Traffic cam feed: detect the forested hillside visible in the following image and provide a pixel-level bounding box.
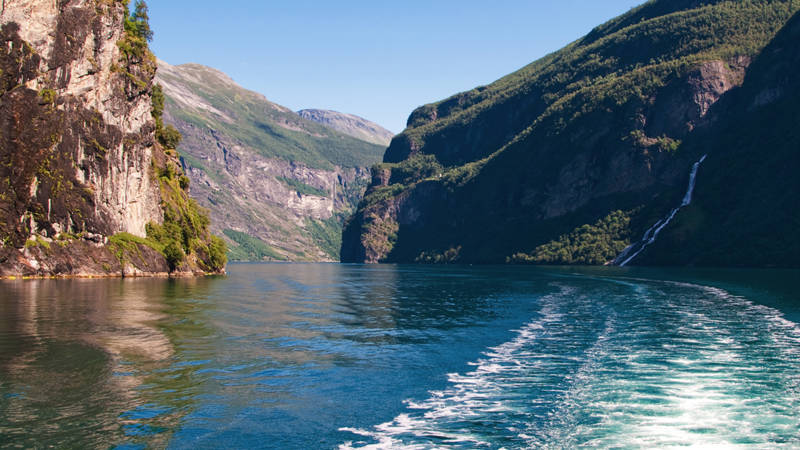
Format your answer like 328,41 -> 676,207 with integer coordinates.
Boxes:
342,0 -> 799,267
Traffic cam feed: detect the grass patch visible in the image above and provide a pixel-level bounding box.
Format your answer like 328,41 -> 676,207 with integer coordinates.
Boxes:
223,229 -> 286,261
158,66 -> 385,170
108,232 -> 164,265
277,176 -> 327,197
24,235 -> 52,250
305,216 -> 343,260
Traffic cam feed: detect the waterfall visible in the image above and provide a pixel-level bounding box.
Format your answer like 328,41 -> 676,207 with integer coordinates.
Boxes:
681,154 -> 706,206
616,155 -> 708,267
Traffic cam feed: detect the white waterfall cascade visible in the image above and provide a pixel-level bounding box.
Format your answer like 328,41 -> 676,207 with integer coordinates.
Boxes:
616,155 -> 708,267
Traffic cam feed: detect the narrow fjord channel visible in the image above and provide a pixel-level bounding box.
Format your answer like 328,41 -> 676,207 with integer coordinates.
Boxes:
1,265 -> 798,448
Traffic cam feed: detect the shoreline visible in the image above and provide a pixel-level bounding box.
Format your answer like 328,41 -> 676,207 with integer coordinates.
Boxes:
0,271 -> 225,281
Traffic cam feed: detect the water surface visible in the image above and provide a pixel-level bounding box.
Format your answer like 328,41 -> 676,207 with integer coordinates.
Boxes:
0,264 -> 798,448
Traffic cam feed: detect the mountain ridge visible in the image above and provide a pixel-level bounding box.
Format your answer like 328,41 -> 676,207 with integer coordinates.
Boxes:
298,109 -> 394,147
156,61 -> 384,261
342,0 -> 799,267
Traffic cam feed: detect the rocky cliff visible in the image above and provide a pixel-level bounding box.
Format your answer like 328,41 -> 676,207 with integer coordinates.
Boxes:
637,10 -> 800,267
297,109 -> 394,147
342,0 -> 799,266
0,0 -> 226,277
156,62 -> 385,261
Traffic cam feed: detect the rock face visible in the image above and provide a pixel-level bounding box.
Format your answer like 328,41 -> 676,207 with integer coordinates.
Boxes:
156,62 -> 384,261
342,0 -> 799,266
638,11 -> 800,267
297,109 -> 394,147
0,0 -> 225,277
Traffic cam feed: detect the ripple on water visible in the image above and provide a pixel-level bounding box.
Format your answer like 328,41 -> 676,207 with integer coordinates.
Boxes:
340,279 -> 800,449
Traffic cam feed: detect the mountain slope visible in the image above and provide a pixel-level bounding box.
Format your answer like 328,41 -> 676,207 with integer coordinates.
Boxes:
0,0 -> 225,277
638,11 -> 800,267
156,62 -> 384,261
297,109 -> 394,147
342,0 -> 799,266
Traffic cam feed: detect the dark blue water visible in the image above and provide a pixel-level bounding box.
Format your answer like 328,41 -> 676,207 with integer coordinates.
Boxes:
0,264 -> 798,448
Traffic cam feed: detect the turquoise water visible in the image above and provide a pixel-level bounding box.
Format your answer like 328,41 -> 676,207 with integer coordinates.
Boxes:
0,264 -> 798,448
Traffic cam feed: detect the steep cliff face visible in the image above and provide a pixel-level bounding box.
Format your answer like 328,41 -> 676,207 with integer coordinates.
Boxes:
637,11 -> 800,267
156,61 -> 383,261
342,0 -> 799,265
297,109 -> 394,147
0,0 -> 225,277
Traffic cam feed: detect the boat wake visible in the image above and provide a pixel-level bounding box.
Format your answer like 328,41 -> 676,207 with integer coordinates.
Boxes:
340,278 -> 800,449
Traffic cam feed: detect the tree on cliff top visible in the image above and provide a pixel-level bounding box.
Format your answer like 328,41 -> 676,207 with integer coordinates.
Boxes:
125,0 -> 153,42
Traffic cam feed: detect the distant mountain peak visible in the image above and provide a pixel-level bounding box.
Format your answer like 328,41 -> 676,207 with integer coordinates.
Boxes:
158,59 -> 239,89
154,60 -> 385,262
298,109 -> 394,147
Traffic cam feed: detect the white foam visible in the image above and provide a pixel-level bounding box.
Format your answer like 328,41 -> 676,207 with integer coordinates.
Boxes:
339,285 -> 579,448
340,279 -> 800,448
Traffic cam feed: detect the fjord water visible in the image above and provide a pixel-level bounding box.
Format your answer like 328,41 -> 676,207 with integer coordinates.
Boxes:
0,265 -> 798,448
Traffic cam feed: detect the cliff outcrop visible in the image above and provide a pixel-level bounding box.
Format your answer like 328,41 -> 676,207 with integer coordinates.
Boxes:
0,0 -> 226,277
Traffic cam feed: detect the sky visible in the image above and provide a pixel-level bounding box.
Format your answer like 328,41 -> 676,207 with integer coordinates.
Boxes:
148,1 -> 643,133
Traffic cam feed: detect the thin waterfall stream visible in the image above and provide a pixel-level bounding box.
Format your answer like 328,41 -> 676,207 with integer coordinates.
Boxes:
615,155 -> 708,267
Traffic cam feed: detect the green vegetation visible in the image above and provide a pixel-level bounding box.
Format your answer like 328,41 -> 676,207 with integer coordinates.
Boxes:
109,232 -> 162,253
277,177 -> 327,197
305,216 -> 343,260
360,184 -> 406,208
158,51 -> 385,262
146,172 -> 227,272
117,0 -> 152,61
124,0 -> 153,42
151,83 -> 182,150
640,11 -> 800,267
24,235 -> 51,250
383,154 -> 444,185
108,232 -> 162,266
108,227 -> 227,272
416,246 -> 462,264
158,65 -> 385,170
346,0 -> 800,265
56,232 -> 82,241
223,229 -> 285,261
38,88 -> 56,105
161,240 -> 185,270
391,0 -> 800,164
205,235 -> 228,269
508,211 -> 632,265
112,1 -> 227,273
178,174 -> 190,189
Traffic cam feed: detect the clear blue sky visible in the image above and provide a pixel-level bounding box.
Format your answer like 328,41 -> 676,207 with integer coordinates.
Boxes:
148,1 -> 643,133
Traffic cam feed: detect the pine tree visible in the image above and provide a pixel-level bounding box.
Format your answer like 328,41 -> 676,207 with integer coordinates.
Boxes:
131,1 -> 153,42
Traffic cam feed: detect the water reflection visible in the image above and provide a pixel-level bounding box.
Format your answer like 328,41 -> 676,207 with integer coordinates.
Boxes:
0,277 -> 219,448
0,265 -> 567,448
3,264 -> 792,448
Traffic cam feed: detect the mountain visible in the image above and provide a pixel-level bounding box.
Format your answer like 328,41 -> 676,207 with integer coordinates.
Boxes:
0,0 -> 225,278
637,10 -> 800,267
156,62 -> 385,261
342,0 -> 799,267
297,109 -> 394,147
